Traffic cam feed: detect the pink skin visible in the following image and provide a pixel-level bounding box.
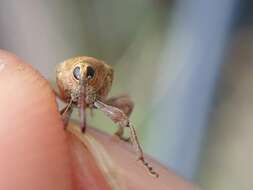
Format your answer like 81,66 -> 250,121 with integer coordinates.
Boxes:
0,50 -> 198,190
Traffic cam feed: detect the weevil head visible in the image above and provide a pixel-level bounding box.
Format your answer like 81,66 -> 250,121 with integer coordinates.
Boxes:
56,56 -> 113,102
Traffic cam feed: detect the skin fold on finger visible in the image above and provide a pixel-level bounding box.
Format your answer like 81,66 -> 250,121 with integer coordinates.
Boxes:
0,50 -> 198,190
67,123 -> 198,190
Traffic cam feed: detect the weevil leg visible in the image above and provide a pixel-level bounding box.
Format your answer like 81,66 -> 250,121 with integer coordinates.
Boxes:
106,95 -> 134,142
114,126 -> 131,142
60,100 -> 73,129
106,94 -> 134,116
53,88 -> 72,128
94,100 -> 159,177
53,88 -> 74,129
53,88 -> 66,102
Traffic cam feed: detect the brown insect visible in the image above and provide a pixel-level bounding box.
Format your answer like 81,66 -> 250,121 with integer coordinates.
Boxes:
55,56 -> 158,177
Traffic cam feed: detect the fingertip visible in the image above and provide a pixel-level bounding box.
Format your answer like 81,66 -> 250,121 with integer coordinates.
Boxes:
0,50 -> 72,190
0,50 -> 22,66
0,50 -> 61,135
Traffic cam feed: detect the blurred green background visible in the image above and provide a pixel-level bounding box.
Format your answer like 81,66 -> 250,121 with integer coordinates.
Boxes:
1,0 -> 253,189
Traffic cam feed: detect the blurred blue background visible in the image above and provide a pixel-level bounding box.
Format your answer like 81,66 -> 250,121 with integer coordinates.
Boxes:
1,0 -> 253,189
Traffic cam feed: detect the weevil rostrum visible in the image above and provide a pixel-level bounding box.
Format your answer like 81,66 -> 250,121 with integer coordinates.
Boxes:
55,56 -> 158,177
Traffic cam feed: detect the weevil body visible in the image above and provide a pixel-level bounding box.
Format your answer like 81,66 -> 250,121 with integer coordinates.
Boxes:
56,56 -> 159,177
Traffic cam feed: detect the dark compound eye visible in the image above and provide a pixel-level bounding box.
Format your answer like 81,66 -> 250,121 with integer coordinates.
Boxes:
73,66 -> 81,80
86,66 -> 95,79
